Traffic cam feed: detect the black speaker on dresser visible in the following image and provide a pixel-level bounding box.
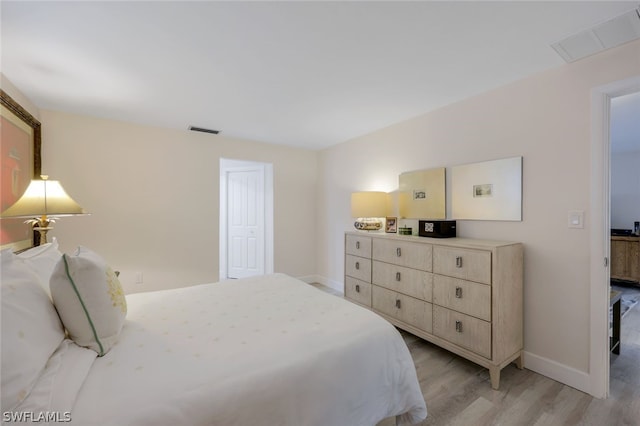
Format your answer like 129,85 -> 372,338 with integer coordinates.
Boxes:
418,220 -> 456,238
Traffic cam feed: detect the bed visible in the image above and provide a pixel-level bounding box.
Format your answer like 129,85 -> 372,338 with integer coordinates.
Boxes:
1,242 -> 427,426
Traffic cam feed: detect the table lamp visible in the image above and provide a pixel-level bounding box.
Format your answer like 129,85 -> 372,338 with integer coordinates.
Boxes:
351,191 -> 388,231
1,175 -> 86,245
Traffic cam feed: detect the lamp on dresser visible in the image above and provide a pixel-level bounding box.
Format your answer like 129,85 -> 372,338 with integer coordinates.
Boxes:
0,175 -> 87,245
351,191 -> 388,231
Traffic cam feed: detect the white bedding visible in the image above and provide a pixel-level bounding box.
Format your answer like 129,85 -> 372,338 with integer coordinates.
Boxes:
68,273 -> 427,425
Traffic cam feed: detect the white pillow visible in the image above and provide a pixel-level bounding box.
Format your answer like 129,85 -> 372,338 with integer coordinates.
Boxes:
17,238 -> 62,297
50,246 -> 127,356
1,250 -> 66,412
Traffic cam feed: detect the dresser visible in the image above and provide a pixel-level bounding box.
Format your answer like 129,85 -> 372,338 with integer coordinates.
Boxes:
611,236 -> 640,284
344,232 -> 523,389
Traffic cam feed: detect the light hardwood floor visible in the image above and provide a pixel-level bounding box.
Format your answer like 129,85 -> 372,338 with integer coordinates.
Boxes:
311,282 -> 640,425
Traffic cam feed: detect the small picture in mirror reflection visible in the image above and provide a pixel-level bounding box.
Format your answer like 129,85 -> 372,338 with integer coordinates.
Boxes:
413,190 -> 426,200
473,184 -> 493,198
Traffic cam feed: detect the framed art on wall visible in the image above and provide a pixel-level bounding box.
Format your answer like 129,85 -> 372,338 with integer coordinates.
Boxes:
398,167 -> 446,219
0,89 -> 42,251
451,156 -> 522,221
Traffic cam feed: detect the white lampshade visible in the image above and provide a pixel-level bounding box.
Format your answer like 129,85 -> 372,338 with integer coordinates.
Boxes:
1,178 -> 86,218
351,192 -> 389,218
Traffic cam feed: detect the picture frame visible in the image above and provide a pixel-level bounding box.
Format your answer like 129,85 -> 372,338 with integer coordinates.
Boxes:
451,156 -> 522,221
1,89 -> 42,251
385,217 -> 397,233
398,167 -> 446,219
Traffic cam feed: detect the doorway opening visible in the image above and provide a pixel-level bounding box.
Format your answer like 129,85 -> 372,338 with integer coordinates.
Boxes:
219,158 -> 274,280
590,76 -> 640,398
608,90 -> 640,391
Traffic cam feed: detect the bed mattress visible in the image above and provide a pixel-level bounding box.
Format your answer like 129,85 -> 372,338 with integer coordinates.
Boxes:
65,273 -> 427,425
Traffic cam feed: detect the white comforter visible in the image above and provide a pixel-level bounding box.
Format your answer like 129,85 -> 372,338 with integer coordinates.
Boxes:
67,273 -> 427,425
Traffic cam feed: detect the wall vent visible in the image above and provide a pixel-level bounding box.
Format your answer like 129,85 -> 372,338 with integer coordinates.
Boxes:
551,7 -> 640,63
189,126 -> 220,134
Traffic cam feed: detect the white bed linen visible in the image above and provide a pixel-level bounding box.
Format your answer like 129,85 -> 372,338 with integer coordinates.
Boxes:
14,340 -> 96,417
69,274 -> 427,426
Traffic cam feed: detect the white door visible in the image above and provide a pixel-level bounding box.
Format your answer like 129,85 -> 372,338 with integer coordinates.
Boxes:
227,168 -> 265,278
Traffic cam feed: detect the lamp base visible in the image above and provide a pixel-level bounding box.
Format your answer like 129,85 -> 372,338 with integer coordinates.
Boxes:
354,219 -> 382,231
33,227 -> 52,246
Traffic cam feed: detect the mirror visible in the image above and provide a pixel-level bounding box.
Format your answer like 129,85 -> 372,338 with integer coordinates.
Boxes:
451,156 -> 522,221
398,167 -> 446,219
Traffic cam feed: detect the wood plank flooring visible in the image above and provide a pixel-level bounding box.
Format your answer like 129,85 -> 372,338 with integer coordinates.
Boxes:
311,282 -> 640,425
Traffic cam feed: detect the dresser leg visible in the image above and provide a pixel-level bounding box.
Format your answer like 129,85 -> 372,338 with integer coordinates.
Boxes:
489,367 -> 500,390
515,353 -> 524,370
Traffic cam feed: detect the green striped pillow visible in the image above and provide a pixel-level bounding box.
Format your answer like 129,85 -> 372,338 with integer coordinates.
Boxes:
50,247 -> 126,356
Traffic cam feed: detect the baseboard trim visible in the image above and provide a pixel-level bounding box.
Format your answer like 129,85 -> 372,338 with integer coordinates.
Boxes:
303,276 -> 595,395
297,275 -> 343,293
297,275 -> 316,284
523,351 -> 591,395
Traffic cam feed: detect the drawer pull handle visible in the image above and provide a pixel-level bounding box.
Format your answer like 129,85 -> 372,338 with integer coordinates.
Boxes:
356,241 -> 360,249
355,262 -> 360,270
455,320 -> 463,333
355,284 -> 360,293
396,299 -> 402,309
396,248 -> 402,257
455,287 -> 463,298
456,256 -> 463,268
396,272 -> 401,281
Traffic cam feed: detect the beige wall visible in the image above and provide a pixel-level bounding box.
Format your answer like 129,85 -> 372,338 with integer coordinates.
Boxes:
2,73 -> 319,292
318,40 -> 640,381
36,110 -> 318,293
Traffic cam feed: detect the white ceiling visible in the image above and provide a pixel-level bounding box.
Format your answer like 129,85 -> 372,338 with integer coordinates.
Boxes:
1,1 -> 638,150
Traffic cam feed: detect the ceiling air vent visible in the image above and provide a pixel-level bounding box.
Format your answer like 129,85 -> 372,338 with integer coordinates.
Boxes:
551,7 -> 640,63
189,126 -> 220,135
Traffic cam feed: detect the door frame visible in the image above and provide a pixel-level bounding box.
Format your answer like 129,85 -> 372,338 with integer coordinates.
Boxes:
589,75 -> 640,398
219,158 -> 274,280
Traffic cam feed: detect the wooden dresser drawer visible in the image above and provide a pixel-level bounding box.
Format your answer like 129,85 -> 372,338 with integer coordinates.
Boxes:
372,261 -> 433,302
345,235 -> 372,258
344,232 -> 523,390
372,239 -> 432,271
345,277 -> 372,307
433,246 -> 491,284
372,286 -> 432,333
345,255 -> 371,282
433,305 -> 491,359
433,275 -> 491,321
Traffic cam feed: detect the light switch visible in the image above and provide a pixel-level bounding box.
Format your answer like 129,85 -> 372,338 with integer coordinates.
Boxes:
568,210 -> 584,229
